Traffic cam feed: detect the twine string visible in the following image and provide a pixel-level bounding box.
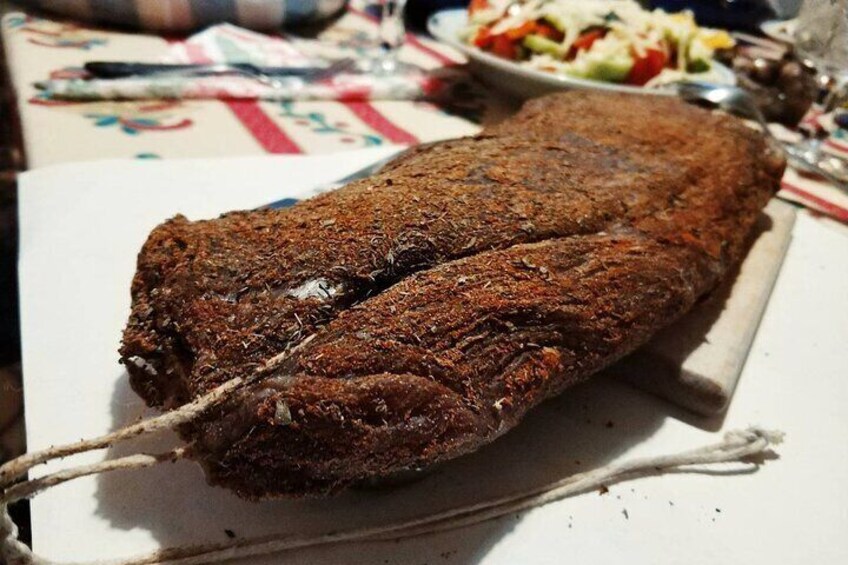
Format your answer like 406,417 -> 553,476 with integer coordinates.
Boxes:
1,427 -> 783,565
0,329 -> 783,565
0,336 -> 314,488
0,448 -> 190,506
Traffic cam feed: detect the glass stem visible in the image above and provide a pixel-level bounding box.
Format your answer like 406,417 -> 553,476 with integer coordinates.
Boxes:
379,0 -> 408,55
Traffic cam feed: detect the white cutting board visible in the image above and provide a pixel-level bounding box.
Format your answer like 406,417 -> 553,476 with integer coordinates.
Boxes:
613,199 -> 797,415
17,154 -> 848,564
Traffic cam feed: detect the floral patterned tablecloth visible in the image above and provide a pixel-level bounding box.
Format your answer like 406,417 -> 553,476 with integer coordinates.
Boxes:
0,3 -> 513,168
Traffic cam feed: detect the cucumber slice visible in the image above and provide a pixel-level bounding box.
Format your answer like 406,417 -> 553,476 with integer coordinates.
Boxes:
522,34 -> 566,58
580,56 -> 634,82
686,59 -> 711,73
542,14 -> 566,32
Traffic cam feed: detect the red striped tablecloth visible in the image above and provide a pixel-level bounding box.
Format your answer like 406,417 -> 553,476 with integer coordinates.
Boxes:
1,4 -> 511,165
1,3 -> 846,222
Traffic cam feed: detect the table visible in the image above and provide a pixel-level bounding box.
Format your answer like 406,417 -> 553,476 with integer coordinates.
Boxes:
1,2 -> 847,218
0,2 -> 515,167
0,8 -> 844,313
2,2 -> 848,557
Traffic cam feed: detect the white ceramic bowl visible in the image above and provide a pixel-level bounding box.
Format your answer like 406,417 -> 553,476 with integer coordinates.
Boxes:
760,18 -> 797,44
21,0 -> 347,31
427,8 -> 736,100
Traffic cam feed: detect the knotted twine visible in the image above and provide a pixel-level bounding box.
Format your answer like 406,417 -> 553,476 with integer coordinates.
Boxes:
0,336 -> 784,564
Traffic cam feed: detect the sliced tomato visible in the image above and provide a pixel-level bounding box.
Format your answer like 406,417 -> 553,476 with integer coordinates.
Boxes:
490,34 -> 518,59
626,48 -> 667,86
468,0 -> 490,15
503,21 -> 537,41
535,22 -> 565,42
572,29 -> 606,51
473,26 -> 493,48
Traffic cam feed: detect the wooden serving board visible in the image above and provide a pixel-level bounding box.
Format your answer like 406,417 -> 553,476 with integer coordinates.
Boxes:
607,199 -> 797,416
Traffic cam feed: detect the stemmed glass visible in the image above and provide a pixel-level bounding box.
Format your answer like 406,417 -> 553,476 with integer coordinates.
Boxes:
794,0 -> 848,105
791,0 -> 848,174
363,0 -> 412,74
379,0 -> 409,52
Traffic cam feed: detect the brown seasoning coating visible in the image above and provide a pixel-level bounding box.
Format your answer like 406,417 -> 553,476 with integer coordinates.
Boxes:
120,91 -> 785,498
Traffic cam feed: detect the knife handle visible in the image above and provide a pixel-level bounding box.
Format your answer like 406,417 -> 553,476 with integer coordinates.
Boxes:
84,62 -> 204,78
83,61 -> 327,79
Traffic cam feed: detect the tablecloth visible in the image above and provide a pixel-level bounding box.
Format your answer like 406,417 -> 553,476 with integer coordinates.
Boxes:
0,2 -> 514,167
2,3 -> 848,222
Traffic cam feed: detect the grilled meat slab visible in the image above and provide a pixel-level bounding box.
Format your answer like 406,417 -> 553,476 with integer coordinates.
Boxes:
121,91 -> 784,497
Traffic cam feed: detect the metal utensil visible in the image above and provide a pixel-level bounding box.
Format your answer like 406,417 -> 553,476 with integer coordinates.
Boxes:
676,82 -> 848,192
85,62 -> 327,79
83,58 -> 357,88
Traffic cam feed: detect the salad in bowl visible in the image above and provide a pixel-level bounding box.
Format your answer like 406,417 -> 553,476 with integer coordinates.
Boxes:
460,0 -> 735,87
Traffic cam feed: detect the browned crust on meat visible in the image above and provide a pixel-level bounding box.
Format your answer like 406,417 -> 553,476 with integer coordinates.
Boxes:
120,91 -> 784,497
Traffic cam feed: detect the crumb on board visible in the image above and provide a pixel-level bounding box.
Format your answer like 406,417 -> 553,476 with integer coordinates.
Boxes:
598,485 -> 609,495
622,509 -> 629,520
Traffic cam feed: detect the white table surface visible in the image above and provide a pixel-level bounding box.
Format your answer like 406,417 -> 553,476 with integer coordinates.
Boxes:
17,151 -> 848,564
